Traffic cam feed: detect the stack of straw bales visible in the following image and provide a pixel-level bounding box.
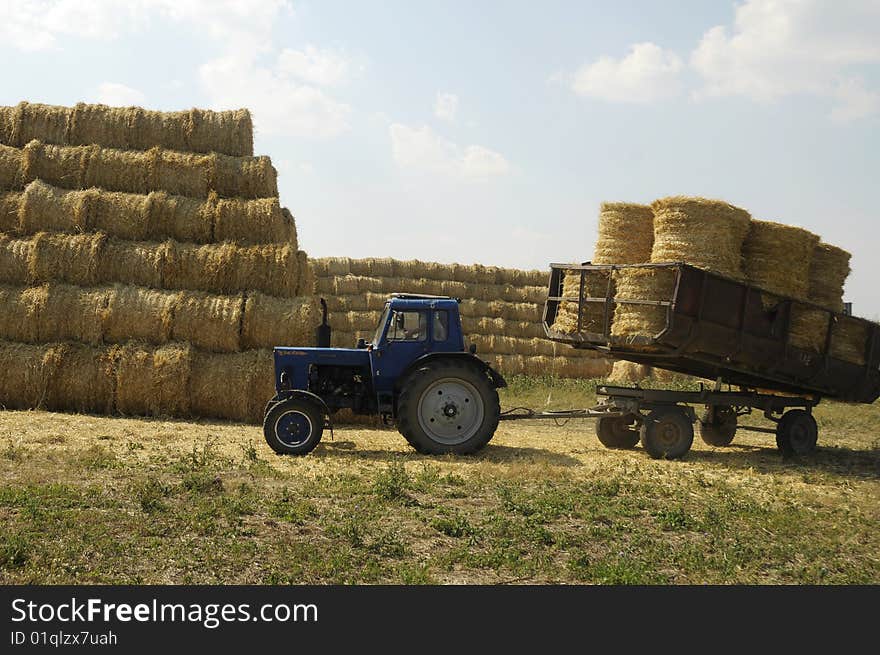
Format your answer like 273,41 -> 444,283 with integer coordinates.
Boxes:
311,256 -> 613,379
0,101 -> 317,423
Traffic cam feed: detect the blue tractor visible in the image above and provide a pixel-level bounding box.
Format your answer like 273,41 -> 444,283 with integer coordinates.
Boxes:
264,294 -> 507,456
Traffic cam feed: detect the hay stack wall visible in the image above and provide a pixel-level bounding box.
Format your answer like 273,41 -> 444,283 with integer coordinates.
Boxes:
311,257 -> 613,379
0,101 -> 317,424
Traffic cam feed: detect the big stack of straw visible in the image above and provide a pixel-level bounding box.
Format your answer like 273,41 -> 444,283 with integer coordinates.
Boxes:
0,101 -> 317,423
311,257 -> 613,379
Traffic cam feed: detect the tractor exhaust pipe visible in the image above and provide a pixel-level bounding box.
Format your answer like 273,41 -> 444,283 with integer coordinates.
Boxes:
316,298 -> 331,348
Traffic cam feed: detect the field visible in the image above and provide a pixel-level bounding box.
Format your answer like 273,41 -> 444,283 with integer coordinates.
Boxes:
1,376 -> 877,585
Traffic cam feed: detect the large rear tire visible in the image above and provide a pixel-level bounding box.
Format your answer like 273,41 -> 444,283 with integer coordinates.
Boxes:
397,360 -> 500,455
263,396 -> 323,456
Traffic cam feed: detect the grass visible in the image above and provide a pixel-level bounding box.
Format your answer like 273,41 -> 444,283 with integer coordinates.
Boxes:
0,375 -> 877,584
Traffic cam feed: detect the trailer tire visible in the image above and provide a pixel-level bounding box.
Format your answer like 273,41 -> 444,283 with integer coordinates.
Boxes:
699,406 -> 737,447
397,359 -> 499,455
640,406 -> 694,460
775,409 -> 817,455
263,396 -> 323,456
596,415 -> 640,449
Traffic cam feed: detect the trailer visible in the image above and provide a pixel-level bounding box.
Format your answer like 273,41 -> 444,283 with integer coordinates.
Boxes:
539,262 -> 880,458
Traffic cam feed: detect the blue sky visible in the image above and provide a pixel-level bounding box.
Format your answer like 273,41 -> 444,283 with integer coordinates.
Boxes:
2,0 -> 878,316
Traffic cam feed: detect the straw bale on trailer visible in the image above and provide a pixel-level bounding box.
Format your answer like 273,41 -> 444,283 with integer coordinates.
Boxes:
241,293 -> 320,350
593,202 -> 654,264
551,267 -> 612,335
742,220 -> 818,302
610,267 -> 677,343
807,243 -> 851,312
650,196 -> 751,278
2,102 -> 254,157
789,306 -> 829,353
831,318 -> 868,366
29,232 -> 106,287
607,360 -> 651,383
171,291 -> 245,354
103,286 -> 176,345
116,342 -> 192,417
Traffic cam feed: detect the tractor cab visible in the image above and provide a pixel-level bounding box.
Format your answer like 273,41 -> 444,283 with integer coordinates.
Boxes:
266,294 -> 505,457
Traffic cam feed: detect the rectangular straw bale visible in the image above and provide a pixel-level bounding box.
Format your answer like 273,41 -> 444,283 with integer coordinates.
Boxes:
241,294 -> 320,350
295,251 -> 315,296
0,285 -> 42,342
650,196 -> 751,278
98,238 -> 166,288
21,141 -> 91,190
0,234 -> 34,284
115,342 -> 192,417
103,286 -> 177,345
0,106 -> 12,145
214,196 -> 294,246
349,257 -> 396,277
213,154 -> 278,199
144,192 -> 214,244
438,280 -> 469,298
68,104 -> 135,150
19,180 -> 83,233
189,349 -> 260,422
172,291 -> 244,353
0,144 -> 22,190
743,220 -> 819,301
808,243 -> 851,312
0,191 -> 21,232
3,103 -> 70,146
789,305 -> 830,353
610,267 -> 677,345
831,317 -> 868,365
37,284 -> 109,345
594,202 -> 654,264
80,143 -> 150,194
0,340 -> 48,409
551,268 -> 612,335
314,276 -> 334,294
42,342 -> 116,414
28,232 -> 106,286
607,360 -> 651,383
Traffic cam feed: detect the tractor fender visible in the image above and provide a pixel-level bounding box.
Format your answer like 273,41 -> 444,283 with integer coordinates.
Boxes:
269,389 -> 332,420
399,352 -> 507,389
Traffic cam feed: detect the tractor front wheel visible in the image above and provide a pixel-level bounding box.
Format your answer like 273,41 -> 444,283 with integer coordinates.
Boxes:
397,360 -> 500,455
263,396 -> 324,456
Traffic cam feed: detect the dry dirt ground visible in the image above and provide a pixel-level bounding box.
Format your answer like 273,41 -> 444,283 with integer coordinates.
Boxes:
1,378 -> 878,584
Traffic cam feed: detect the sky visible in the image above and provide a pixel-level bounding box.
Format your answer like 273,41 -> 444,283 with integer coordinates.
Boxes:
1,0 -> 879,317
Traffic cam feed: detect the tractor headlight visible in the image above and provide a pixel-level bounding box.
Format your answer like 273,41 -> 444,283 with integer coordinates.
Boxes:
279,370 -> 291,389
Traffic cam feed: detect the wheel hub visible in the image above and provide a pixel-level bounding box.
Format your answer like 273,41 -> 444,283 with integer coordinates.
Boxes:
275,410 -> 312,446
417,377 -> 485,445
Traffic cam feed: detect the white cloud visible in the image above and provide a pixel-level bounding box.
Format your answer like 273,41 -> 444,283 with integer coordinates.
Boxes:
691,0 -> 880,121
389,123 -> 509,179
95,82 -> 146,107
435,92 -> 459,122
200,55 -> 351,138
566,42 -> 683,103
278,45 -> 351,86
831,78 -> 880,124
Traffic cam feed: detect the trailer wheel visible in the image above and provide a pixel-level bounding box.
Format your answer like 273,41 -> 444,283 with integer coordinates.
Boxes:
775,409 -> 817,455
698,405 -> 737,447
397,360 -> 500,455
640,407 -> 694,460
596,415 -> 640,449
263,397 -> 323,456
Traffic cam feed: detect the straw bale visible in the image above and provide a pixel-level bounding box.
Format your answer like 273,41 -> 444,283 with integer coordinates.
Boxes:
42,342 -> 116,414
0,234 -> 33,284
3,102 -> 254,156
831,317 -> 868,365
116,342 -> 192,417
214,196 -> 294,246
190,349 -> 263,423
593,202 -> 654,264
0,106 -> 12,145
295,252 -> 315,296
349,257 -> 396,278
29,232 -> 106,286
0,340 -> 48,409
37,284 -> 109,345
0,191 -> 20,231
241,294 -> 320,350
0,286 -> 42,342
19,180 -> 82,233
607,360 -> 651,383
788,306 -> 829,353
0,144 -> 22,190
103,286 -> 177,345
650,196 -> 751,278
807,243 -> 851,312
323,257 -> 353,276
742,219 -> 818,301
551,268 -> 612,335
98,238 -> 166,289
172,291 -> 244,353
610,267 -> 677,342
214,154 -> 278,199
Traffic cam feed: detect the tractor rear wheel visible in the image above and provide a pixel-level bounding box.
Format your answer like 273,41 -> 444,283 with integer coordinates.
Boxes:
397,359 -> 500,455
263,396 -> 323,456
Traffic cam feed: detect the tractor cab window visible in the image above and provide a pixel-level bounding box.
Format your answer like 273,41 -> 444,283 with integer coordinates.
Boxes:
387,310 -> 427,342
433,310 -> 448,342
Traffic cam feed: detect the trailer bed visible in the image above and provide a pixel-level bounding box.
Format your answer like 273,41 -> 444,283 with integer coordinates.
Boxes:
543,262 -> 880,403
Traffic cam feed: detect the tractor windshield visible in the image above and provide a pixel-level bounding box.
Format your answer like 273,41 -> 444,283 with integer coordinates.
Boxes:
373,305 -> 391,345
